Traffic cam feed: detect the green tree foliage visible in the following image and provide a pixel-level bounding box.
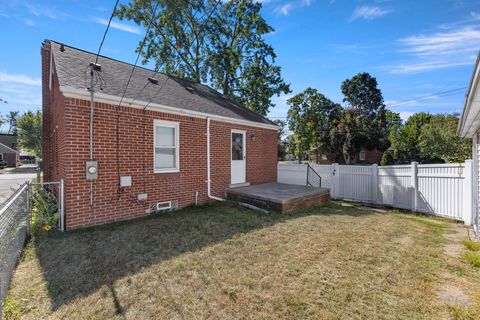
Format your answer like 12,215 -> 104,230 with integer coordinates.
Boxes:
285,134 -> 305,163
285,73 -> 386,164
116,0 -> 290,116
272,119 -> 287,160
418,114 -> 471,163
286,88 -> 342,162
6,111 -> 19,134
340,72 -> 387,163
17,110 -> 42,157
390,112 -> 432,162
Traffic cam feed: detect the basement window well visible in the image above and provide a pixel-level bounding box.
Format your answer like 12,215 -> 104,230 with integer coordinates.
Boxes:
154,120 -> 180,173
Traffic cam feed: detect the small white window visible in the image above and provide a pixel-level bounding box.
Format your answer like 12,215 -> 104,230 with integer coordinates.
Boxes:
359,151 -> 366,161
321,154 -> 327,160
154,120 -> 179,173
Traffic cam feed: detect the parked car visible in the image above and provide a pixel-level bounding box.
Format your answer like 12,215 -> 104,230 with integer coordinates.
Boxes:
0,160 -> 7,169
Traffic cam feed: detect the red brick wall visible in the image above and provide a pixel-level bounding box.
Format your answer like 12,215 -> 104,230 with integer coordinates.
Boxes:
42,44 -> 278,230
209,121 -> 278,198
42,43 -> 67,184
56,100 -> 277,229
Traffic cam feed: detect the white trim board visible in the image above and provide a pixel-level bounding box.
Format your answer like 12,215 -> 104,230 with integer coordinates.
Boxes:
60,86 -> 280,131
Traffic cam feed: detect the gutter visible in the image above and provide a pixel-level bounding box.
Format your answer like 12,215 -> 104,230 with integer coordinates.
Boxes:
206,117 -> 225,202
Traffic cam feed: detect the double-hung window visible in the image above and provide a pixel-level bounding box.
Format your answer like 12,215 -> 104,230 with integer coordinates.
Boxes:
154,120 -> 179,173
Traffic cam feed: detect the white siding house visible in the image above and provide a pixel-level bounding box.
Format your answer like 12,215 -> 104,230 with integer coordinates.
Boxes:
458,53 -> 480,237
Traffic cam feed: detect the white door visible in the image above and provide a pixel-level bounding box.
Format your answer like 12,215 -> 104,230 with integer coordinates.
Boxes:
231,130 -> 246,184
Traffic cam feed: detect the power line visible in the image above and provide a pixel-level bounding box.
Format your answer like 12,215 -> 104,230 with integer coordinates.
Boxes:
95,0 -> 120,64
386,87 -> 467,108
115,1 -> 161,196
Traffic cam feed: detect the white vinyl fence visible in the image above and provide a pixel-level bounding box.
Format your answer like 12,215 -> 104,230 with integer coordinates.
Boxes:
278,161 -> 474,224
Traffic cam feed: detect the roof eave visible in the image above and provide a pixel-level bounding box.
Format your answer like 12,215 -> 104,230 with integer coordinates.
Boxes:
59,86 -> 281,131
458,52 -> 480,138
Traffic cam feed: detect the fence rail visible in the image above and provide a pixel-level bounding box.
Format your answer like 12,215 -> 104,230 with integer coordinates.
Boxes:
278,161 -> 474,224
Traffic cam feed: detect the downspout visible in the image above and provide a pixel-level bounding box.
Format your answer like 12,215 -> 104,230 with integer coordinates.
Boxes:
207,117 -> 225,201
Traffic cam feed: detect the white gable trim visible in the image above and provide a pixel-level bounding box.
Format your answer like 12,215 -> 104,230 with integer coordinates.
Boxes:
459,53 -> 480,138
59,86 -> 280,131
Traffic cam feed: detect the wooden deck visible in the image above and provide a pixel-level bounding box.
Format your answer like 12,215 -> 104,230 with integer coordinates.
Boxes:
226,183 -> 330,213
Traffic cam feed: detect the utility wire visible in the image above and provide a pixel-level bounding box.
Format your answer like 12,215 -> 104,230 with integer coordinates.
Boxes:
95,0 -> 120,64
115,1 -> 161,197
386,87 -> 467,108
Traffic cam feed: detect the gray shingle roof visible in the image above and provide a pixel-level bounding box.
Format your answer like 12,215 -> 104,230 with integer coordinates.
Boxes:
49,41 -> 276,126
0,142 -> 18,154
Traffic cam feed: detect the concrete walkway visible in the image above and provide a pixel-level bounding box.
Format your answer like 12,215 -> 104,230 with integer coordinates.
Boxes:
0,165 -> 38,203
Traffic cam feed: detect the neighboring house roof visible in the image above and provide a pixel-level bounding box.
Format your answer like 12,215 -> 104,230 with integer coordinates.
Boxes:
47,40 -> 277,128
0,142 -> 18,154
0,133 -> 18,150
458,52 -> 480,138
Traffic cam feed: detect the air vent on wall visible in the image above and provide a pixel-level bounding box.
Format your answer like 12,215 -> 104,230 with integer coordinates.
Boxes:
150,200 -> 178,213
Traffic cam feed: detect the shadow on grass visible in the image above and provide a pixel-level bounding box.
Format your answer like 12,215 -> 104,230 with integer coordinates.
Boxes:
33,201 -> 375,311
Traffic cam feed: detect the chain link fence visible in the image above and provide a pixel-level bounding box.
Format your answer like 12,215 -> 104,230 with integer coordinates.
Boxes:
0,183 -> 29,315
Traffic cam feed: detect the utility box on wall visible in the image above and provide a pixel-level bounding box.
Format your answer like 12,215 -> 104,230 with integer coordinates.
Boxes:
85,160 -> 98,180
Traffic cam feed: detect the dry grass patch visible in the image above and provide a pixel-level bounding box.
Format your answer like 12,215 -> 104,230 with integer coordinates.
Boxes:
2,202 -> 463,319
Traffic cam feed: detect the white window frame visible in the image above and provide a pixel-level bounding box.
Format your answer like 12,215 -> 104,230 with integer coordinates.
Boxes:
359,150 -> 366,161
153,119 -> 180,173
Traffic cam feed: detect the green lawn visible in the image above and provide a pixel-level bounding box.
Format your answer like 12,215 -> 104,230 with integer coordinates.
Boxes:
3,202 -> 480,319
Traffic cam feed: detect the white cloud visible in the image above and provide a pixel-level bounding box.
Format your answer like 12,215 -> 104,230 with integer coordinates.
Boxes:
350,6 -> 391,21
398,27 -> 480,56
471,11 -> 480,20
24,3 -> 58,20
0,72 -> 41,86
274,0 -> 314,16
274,4 -> 293,16
93,17 -> 141,35
274,3 -> 293,16
388,26 -> 480,74
389,60 -> 474,74
23,18 -> 35,26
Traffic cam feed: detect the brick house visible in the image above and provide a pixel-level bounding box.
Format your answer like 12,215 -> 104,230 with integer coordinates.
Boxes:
42,40 -> 279,230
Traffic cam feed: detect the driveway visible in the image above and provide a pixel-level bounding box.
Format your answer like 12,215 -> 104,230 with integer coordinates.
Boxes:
0,165 -> 38,203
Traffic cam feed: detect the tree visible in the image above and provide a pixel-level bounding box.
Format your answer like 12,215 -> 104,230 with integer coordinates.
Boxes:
6,111 -> 19,134
390,112 -> 432,162
339,72 -> 387,163
17,110 -> 42,157
287,88 -> 342,162
284,134 -> 305,163
418,114 -> 471,163
0,113 -> 5,129
207,0 -> 290,115
116,0 -> 290,116
272,119 -> 287,160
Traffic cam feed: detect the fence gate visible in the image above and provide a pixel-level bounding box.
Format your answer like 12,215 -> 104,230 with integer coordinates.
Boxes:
0,180 -> 64,317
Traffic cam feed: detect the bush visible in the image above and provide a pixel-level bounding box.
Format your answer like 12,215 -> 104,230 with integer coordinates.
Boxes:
31,187 -> 59,233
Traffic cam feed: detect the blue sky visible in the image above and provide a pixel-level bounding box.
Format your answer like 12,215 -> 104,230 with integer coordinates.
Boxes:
0,0 -> 479,130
